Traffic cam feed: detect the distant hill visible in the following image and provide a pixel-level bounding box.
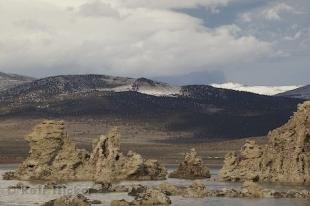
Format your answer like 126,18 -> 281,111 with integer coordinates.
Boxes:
277,85 -> 310,100
0,74 -> 179,101
0,72 -> 34,91
0,74 -> 302,139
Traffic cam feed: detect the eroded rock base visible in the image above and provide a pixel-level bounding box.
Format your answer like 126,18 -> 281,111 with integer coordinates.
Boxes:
41,194 -> 90,206
110,180 -> 310,206
159,181 -> 310,199
111,188 -> 171,206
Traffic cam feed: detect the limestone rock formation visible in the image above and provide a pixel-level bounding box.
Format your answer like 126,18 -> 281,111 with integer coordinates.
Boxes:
130,159 -> 167,181
210,188 -> 240,198
13,121 -> 90,181
89,128 -> 167,182
41,194 -> 90,206
85,183 -> 135,194
219,101 -> 310,184
241,181 -> 264,198
5,120 -> 167,182
111,188 -> 171,206
159,182 -> 181,196
128,185 -> 147,196
183,180 -> 208,198
159,181 -> 208,198
133,188 -> 172,205
169,148 -> 210,179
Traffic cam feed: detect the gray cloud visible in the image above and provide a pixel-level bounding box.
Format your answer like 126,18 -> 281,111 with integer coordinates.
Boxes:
78,1 -> 120,17
0,0 -> 272,79
0,0 -> 308,85
182,0 -> 310,85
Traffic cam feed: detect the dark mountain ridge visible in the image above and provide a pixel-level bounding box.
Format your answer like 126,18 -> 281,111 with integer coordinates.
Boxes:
0,74 -> 179,102
0,74 -> 302,139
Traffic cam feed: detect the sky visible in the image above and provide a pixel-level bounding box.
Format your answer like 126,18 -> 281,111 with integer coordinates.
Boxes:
0,0 -> 309,85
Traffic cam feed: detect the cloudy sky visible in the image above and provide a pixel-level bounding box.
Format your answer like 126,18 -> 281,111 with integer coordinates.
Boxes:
0,0 -> 309,85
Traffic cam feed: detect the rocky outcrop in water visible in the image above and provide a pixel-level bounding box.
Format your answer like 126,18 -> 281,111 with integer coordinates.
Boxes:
43,182 -> 67,189
5,120 -> 167,182
90,129 -> 167,182
2,171 -> 15,180
183,180 -> 208,198
159,181 -> 208,198
157,181 -> 310,199
241,181 -> 264,198
8,182 -> 30,190
159,182 -> 181,196
105,180 -> 310,201
13,121 -> 89,181
169,148 -> 210,179
41,194 -> 90,206
219,101 -> 310,184
111,188 -> 171,206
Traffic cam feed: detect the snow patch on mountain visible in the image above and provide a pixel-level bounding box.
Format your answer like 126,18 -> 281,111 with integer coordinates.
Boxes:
135,86 -> 181,96
211,82 -> 300,96
96,77 -> 181,96
131,78 -> 181,96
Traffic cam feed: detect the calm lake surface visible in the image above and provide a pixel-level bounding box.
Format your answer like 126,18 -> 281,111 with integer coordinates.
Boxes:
0,164 -> 309,206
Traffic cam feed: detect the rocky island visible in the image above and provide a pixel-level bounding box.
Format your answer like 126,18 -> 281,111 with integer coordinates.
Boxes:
169,148 -> 210,179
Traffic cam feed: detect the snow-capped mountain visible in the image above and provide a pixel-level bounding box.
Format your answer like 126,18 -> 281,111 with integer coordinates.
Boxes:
211,82 -> 300,96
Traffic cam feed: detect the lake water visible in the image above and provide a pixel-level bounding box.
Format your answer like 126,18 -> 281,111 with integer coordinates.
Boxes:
0,164 -> 309,206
